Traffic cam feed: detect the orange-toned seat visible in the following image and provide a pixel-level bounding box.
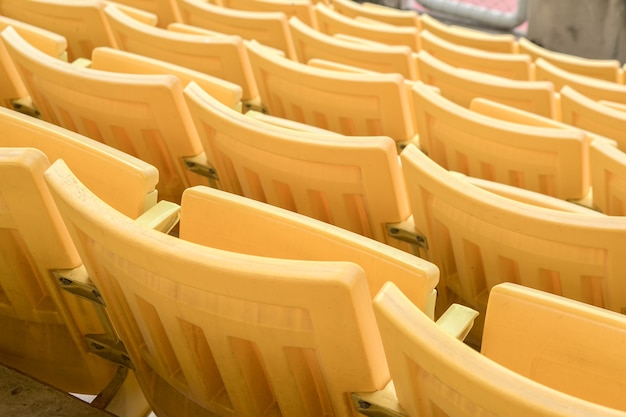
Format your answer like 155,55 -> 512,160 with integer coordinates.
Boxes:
417,50 -> 557,118
289,16 -> 417,80
107,0 -> 182,27
314,3 -> 419,51
44,158 -> 442,417
104,4 -> 260,108
589,139 -> 626,215
220,0 -> 318,29
2,26 -> 242,203
331,0 -> 420,27
419,29 -> 532,80
419,13 -> 517,53
412,81 -> 590,200
518,37 -> 623,83
373,281 -> 626,417
176,0 -> 297,59
246,40 -> 417,149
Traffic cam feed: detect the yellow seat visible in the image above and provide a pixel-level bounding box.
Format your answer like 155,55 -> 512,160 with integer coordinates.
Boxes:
288,16 -> 417,80
419,29 -> 532,80
176,0 -> 297,59
106,0 -> 182,27
314,3 -> 419,51
419,13 -> 517,53
43,159 -> 441,417
183,81 -> 414,250
331,0 -> 420,27
246,40 -> 416,149
417,50 -> 556,118
559,85 -> 626,151
2,26 -> 242,203
482,282 -> 626,412
534,57 -> 626,105
589,139 -> 626,215
412,81 -> 590,200
518,37 -> 623,83
373,281 -> 626,417
104,4 -> 260,107
220,0 -> 318,29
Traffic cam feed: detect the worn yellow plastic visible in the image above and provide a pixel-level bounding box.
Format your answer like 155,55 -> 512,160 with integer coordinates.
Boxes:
419,13 -> 516,53
589,139 -> 626,215
518,37 -> 623,83
246,40 -> 416,148
412,81 -> 590,200
44,160 -> 434,417
417,50 -> 556,118
419,30 -> 532,80
534,57 -> 626,105
314,3 -> 419,51
332,0 -> 419,27
183,81 -> 413,248
373,281 -> 626,417
482,282 -> 626,412
107,0 -> 182,26
288,16 -> 417,80
176,0 -> 297,59
221,0 -> 318,29
104,4 -> 259,104
559,85 -> 626,151
1,26 -> 221,203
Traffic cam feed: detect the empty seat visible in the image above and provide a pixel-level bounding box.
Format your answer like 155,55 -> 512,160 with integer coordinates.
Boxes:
220,0 -> 318,29
417,50 -> 556,118
412,81 -> 590,200
289,16 -> 417,80
331,0 -> 420,27
419,29 -> 532,80
43,159 -> 441,417
589,139 -> 626,215
246,40 -> 417,148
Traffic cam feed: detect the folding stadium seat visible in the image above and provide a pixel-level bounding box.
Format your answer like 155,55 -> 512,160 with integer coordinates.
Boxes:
220,0 -> 318,29
416,50 -> 557,118
331,0 -> 420,27
245,40 -> 417,149
104,4 -> 261,109
419,13 -> 517,53
559,85 -> 626,150
183,81 -> 417,252
2,26 -> 242,203
419,29 -> 532,80
0,107 -> 170,415
534,58 -> 626,105
373,281 -> 626,417
518,37 -> 623,83
43,159 -> 445,417
288,16 -> 418,80
0,16 -> 66,114
589,139 -> 626,215
176,0 -> 297,59
314,3 -> 419,51
106,0 -> 182,27
412,81 -> 590,201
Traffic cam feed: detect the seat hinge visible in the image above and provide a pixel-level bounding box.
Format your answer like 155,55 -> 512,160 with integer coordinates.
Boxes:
85,334 -> 134,369
183,155 -> 220,189
54,265 -> 104,305
386,220 -> 428,250
352,382 -> 407,417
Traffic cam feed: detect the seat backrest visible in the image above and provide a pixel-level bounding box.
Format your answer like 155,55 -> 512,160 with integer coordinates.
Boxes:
401,143 -> 626,320
331,0 -> 420,27
534,58 -> 626,105
559,85 -> 626,151
482,282 -> 626,412
2,26 -> 230,203
107,0 -> 182,27
176,0 -> 297,59
44,159 -> 402,417
373,281 -> 624,417
1,0 -> 116,61
412,81 -> 590,200
246,40 -> 416,146
183,81 -> 412,247
419,30 -> 531,80
419,13 -> 516,53
417,50 -> 556,118
314,3 -> 419,51
221,0 -> 318,29
589,139 -> 626,215
518,37 -> 622,83
289,16 -> 417,80
104,4 -> 258,102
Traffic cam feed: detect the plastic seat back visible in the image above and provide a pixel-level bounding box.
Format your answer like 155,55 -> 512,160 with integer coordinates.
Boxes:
373,282 -> 625,417
482,282 -> 626,412
44,159 -> 397,417
417,50 -> 556,118
412,81 -> 590,200
419,30 -> 531,80
589,139 -> 626,215
176,0 -> 297,59
221,0 -> 318,29
183,81 -> 412,247
332,0 -> 420,27
108,0 -> 182,26
246,40 -> 416,147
